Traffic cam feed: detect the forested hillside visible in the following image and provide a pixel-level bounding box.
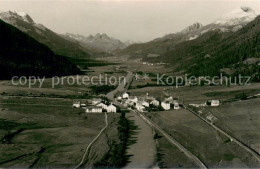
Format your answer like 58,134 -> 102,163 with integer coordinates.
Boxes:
0,20 -> 80,79
162,15 -> 260,80
0,11 -> 91,59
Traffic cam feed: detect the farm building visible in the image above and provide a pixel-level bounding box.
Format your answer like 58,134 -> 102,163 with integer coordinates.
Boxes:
138,100 -> 149,107
128,96 -> 138,103
161,101 -> 171,110
80,103 -> 86,108
122,92 -> 129,99
96,102 -> 108,109
150,99 -> 160,107
211,100 -> 220,107
173,103 -> 180,110
85,107 -> 102,113
91,98 -> 102,105
136,103 -> 145,112
73,101 -> 81,108
124,99 -> 135,107
107,104 -> 117,113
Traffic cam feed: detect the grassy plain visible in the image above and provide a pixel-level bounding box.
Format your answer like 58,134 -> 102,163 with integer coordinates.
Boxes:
0,64 -> 128,98
207,98 -> 260,154
128,84 -> 260,103
145,109 -> 260,168
154,132 -> 198,168
0,96 -> 119,167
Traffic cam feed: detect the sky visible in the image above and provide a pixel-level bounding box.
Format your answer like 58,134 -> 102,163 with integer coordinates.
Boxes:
1,0 -> 260,42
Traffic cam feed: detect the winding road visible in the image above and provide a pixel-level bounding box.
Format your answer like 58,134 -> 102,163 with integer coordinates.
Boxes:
106,71 -> 133,101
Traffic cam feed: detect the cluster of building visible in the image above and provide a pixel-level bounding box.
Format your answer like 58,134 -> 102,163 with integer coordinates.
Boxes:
73,98 -> 117,113
189,100 -> 220,108
118,92 -> 181,113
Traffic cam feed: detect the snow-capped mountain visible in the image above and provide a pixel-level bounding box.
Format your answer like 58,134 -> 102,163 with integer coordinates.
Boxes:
0,11 -> 48,33
124,40 -> 138,46
0,11 -> 34,24
64,33 -> 128,52
180,22 -> 203,34
152,22 -> 203,42
116,7 -> 260,58
215,7 -> 258,26
0,11 -> 90,58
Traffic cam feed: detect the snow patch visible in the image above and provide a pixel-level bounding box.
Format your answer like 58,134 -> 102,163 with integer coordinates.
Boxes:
34,24 -> 47,31
0,11 -> 34,24
189,34 -> 199,41
214,7 -> 257,26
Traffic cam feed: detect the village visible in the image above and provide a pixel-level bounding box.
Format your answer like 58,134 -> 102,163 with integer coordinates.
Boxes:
72,91 -> 220,114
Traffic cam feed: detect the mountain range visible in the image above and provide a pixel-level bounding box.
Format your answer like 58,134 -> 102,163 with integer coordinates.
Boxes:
162,15 -> 260,79
62,33 -> 128,53
0,11 -> 91,59
116,7 -> 259,59
0,11 -> 131,57
0,19 -> 80,79
115,7 -> 260,80
0,7 -> 259,80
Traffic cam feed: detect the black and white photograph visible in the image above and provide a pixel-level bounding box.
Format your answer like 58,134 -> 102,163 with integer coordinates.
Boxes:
0,0 -> 260,168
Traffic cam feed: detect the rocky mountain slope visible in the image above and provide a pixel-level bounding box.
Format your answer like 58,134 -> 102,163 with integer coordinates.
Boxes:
160,15 -> 260,80
0,11 -> 90,59
0,19 -> 80,79
116,7 -> 259,60
63,33 -> 127,52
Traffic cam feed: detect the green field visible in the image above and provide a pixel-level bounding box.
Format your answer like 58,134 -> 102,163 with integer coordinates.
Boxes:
208,98 -> 260,154
66,57 -> 118,69
128,84 -> 260,104
145,109 -> 260,168
154,132 -> 198,168
0,97 -> 119,168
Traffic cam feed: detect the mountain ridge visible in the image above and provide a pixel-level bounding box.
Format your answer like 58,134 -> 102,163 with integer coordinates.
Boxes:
115,7 -> 259,59
0,11 -> 91,59
0,19 -> 80,79
63,32 -> 128,53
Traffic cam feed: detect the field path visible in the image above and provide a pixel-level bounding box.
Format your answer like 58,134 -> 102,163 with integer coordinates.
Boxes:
73,113 -> 108,169
124,112 -> 157,169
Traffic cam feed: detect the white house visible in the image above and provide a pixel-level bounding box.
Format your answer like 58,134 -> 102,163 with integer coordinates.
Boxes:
117,96 -> 122,100
85,107 -> 102,113
80,103 -> 86,108
150,99 -> 160,107
125,99 -> 135,106
128,96 -> 138,103
165,96 -> 179,104
107,104 -> 117,113
96,102 -> 108,110
173,103 -> 180,110
73,101 -> 81,108
138,101 -> 149,107
91,98 -> 102,105
122,92 -> 129,99
189,102 -> 206,107
161,101 -> 171,110
211,100 -> 220,107
136,103 -> 145,112
166,96 -> 173,101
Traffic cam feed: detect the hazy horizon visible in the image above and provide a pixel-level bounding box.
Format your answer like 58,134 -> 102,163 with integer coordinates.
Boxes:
1,0 -> 260,42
